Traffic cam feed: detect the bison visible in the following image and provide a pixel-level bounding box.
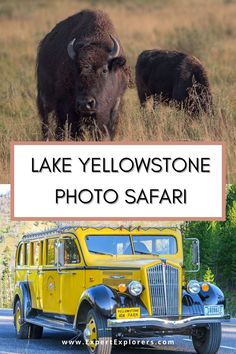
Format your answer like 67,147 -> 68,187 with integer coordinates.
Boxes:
135,50 -> 213,116
36,9 -> 130,140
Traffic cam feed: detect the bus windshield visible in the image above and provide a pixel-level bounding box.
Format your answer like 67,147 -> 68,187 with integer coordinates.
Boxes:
85,235 -> 177,255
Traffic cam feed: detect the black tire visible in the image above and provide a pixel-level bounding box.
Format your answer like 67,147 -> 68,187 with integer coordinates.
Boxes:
30,324 -> 43,339
84,308 -> 112,354
14,300 -> 31,339
192,323 -> 222,354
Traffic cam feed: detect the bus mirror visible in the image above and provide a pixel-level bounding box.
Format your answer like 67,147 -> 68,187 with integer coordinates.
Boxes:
192,240 -> 199,265
184,237 -> 200,273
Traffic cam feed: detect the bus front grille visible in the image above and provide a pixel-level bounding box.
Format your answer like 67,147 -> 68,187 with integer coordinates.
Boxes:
147,263 -> 179,316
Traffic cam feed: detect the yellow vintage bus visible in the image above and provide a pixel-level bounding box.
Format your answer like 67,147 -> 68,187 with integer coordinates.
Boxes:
14,226 -> 229,354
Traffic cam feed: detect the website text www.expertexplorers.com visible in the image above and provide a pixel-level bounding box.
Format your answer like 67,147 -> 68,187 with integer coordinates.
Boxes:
61,338 -> 175,347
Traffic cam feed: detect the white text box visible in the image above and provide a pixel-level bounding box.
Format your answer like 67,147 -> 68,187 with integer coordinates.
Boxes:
12,142 -> 225,220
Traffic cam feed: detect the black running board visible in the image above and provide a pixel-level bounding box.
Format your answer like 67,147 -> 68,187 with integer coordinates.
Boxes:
26,314 -> 77,333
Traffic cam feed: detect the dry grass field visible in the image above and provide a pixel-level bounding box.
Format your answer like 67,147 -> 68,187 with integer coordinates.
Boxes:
0,0 -> 236,182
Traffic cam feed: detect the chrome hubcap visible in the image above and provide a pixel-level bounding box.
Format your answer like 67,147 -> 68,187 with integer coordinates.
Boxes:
84,317 -> 97,352
84,327 -> 91,341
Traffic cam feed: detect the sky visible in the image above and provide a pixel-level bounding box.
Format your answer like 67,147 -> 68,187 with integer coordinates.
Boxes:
0,184 -> 10,195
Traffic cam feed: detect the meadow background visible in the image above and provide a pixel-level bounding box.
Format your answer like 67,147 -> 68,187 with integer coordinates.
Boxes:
0,0 -> 236,182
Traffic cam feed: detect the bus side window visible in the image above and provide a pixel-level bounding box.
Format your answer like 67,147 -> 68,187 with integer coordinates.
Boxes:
39,241 -> 43,265
24,243 -> 30,266
64,239 -> 80,265
32,242 -> 40,266
47,239 -> 56,265
18,244 -> 24,266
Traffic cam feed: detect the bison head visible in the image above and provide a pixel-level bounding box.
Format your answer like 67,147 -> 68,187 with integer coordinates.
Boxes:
67,35 -> 127,139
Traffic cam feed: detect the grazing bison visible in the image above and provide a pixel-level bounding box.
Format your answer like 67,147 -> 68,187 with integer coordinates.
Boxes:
135,50 -> 213,116
36,10 -> 130,140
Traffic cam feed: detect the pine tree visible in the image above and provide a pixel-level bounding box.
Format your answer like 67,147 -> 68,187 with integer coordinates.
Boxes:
203,267 -> 215,284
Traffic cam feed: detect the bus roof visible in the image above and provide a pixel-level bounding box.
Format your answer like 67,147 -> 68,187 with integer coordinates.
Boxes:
21,225 -> 180,242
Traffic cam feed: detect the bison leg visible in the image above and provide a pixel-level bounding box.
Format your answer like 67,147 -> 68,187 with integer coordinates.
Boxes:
54,114 -> 79,141
172,82 -> 188,111
54,102 -> 66,140
153,94 -> 162,110
37,93 -> 49,140
55,100 -> 79,140
138,91 -> 148,108
54,117 -> 66,140
69,119 -> 82,139
136,82 -> 149,108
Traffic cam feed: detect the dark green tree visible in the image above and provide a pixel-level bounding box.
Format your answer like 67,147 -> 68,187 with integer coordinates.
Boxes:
182,185 -> 236,315
1,246 -> 13,308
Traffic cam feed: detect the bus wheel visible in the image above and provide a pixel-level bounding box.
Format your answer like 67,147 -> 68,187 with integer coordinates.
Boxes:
84,308 -> 112,354
192,323 -> 221,354
14,300 -> 31,339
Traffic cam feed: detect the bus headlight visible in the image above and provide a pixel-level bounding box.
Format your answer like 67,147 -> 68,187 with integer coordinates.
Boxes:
187,280 -> 200,294
127,281 -> 143,296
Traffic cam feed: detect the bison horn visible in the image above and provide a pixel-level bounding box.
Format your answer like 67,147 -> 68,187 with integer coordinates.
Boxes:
109,35 -> 120,59
67,38 -> 76,60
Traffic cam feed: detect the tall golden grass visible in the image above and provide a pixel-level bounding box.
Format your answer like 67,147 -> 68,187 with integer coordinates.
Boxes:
0,0 -> 236,182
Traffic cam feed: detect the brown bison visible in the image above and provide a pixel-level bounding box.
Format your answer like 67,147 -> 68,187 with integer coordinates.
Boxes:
36,10 -> 130,140
135,50 -> 213,115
